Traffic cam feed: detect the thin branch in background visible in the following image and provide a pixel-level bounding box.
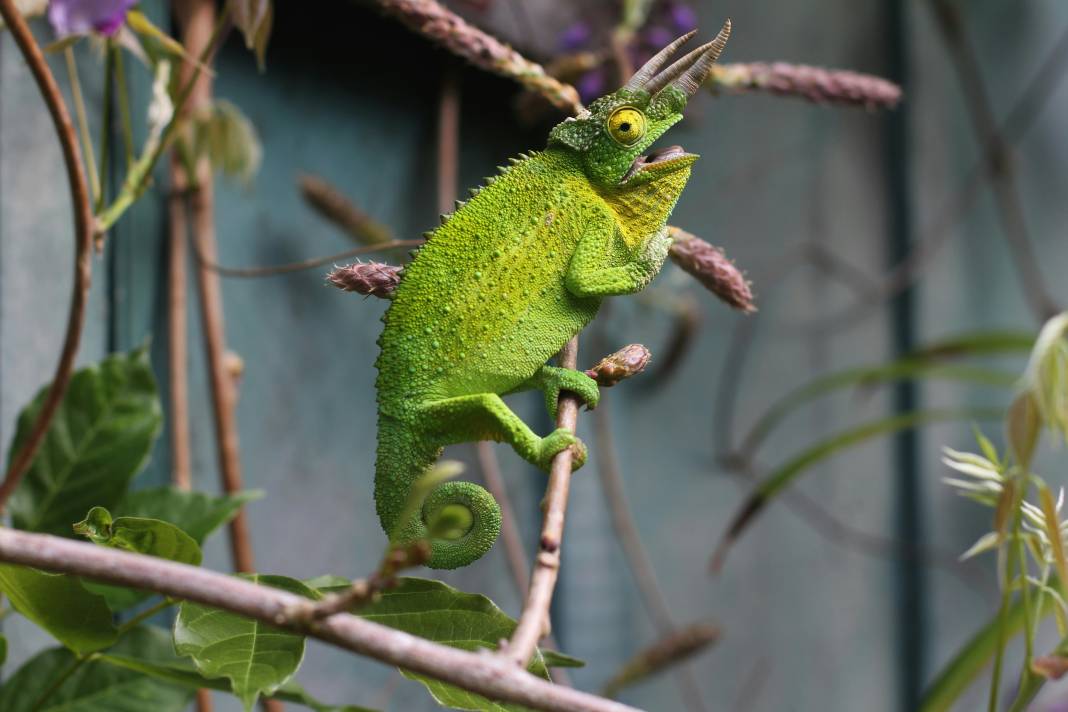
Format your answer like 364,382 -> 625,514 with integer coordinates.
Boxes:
475,442 -> 530,594
602,623 -> 721,699
175,0 -> 257,582
0,528 -> 639,712
192,238 -> 425,278
62,46 -> 101,204
928,0 -> 1060,323
0,0 -> 94,513
502,337 -> 581,668
372,0 -> 583,114
593,402 -> 709,712
167,164 -> 194,491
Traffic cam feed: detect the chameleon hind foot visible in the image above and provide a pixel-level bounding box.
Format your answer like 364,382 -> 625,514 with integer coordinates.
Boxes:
537,428 -> 587,471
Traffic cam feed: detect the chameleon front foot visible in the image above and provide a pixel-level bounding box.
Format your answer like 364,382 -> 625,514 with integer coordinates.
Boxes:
537,428 -> 587,471
529,366 -> 601,420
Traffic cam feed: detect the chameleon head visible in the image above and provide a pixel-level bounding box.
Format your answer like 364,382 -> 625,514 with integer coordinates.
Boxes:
548,20 -> 731,191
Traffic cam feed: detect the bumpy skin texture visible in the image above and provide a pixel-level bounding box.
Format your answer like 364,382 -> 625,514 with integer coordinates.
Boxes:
375,81 -> 700,569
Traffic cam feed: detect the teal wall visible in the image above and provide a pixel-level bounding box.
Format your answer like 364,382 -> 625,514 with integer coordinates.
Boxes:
4,1 -> 1068,710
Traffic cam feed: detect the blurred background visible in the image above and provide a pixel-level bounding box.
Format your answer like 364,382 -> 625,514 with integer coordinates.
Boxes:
2,1 -> 1068,710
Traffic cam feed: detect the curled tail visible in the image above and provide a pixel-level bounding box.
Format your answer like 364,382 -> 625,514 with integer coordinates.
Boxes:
374,417 -> 502,570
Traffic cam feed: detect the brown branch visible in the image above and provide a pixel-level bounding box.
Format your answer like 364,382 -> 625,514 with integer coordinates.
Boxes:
168,161 -> 194,491
0,527 -> 638,712
298,174 -> 395,246
371,0 -> 583,114
502,338 -> 581,668
476,442 -> 530,593
0,0 -> 94,511
176,0 -> 257,584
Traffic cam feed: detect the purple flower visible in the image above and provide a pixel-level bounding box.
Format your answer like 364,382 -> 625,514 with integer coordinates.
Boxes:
576,68 -> 606,103
667,3 -> 698,34
642,25 -> 674,51
559,21 -> 591,51
48,0 -> 136,37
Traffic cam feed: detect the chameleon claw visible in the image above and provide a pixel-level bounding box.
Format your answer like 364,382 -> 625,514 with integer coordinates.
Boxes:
537,429 -> 586,471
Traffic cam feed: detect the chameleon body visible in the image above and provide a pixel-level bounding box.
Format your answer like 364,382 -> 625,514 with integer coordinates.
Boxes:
373,24 -> 731,569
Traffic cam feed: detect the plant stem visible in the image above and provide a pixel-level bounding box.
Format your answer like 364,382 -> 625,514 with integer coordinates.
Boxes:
0,0 -> 94,515
118,598 -> 175,635
0,528 -> 637,712
502,338 -> 580,668
96,43 -> 116,214
112,42 -> 135,170
63,46 -> 100,205
95,1 -> 233,234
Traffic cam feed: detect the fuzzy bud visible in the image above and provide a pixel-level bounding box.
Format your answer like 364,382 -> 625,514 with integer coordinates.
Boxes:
1032,655 -> 1068,680
299,174 -> 394,246
603,622 -> 721,697
327,262 -> 402,299
585,344 -> 652,387
668,228 -> 755,312
708,62 -> 902,110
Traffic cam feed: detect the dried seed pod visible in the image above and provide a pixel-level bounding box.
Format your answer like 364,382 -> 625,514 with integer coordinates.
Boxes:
668,227 -> 755,312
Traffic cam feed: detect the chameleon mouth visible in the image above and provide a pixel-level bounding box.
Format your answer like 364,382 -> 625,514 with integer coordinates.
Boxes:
621,144 -> 693,183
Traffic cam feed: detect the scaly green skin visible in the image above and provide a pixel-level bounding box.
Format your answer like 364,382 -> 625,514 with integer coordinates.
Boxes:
374,76 -> 704,569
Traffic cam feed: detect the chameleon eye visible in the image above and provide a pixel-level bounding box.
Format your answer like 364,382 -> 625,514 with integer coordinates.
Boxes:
607,107 -> 646,146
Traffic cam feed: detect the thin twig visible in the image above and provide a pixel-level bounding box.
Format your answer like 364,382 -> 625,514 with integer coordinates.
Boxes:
0,0 -> 94,513
0,528 -> 639,712
63,46 -> 100,204
476,442 -> 530,594
928,0 -> 1059,322
502,338 -> 581,668
192,238 -> 424,278
168,162 -> 194,491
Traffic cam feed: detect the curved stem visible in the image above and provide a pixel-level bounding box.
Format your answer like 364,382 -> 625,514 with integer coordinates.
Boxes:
0,528 -> 637,712
0,0 -> 94,512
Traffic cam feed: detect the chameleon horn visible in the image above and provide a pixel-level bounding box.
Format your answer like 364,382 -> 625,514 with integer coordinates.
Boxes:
641,38 -> 722,97
667,18 -> 732,97
623,29 -> 697,92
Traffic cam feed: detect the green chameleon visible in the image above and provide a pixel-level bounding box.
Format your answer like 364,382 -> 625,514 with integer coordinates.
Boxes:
374,23 -> 731,569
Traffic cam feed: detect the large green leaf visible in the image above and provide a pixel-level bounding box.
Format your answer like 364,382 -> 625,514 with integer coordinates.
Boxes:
0,564 -> 117,654
174,574 -> 315,710
73,506 -> 203,610
0,628 -> 192,712
102,646 -> 378,711
356,577 -> 564,712
714,408 -> 1003,569
116,486 -> 262,543
8,347 -> 162,535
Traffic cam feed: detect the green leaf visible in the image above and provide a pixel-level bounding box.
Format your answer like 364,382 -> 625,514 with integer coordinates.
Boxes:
102,649 -> 378,711
8,347 -> 162,535
743,360 -> 1015,454
714,408 -> 1003,569
541,650 -> 585,668
73,506 -> 202,610
907,330 -> 1035,360
232,0 -> 273,70
357,577 -> 574,712
189,100 -> 262,183
174,574 -> 315,710
0,564 -> 117,654
116,486 -> 262,543
0,633 -> 6,667
0,628 -> 193,712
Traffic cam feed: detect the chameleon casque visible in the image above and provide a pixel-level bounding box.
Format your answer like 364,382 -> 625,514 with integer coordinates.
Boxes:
374,23 -> 732,569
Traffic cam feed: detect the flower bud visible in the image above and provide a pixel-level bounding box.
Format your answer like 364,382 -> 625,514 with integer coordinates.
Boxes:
327,262 -> 402,299
585,344 -> 652,387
